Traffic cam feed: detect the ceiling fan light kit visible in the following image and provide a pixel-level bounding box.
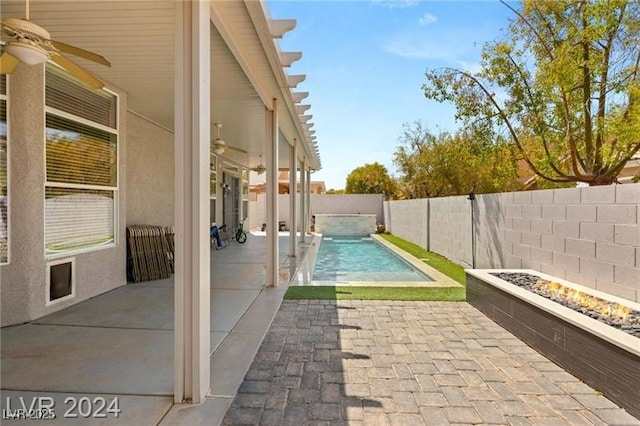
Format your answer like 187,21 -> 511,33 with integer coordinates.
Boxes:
1,0 -> 111,89
212,122 -> 248,155
5,40 -> 48,65
251,154 -> 266,174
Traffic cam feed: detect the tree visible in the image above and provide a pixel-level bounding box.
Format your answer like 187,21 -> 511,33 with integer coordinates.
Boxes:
345,162 -> 397,199
393,122 -> 523,198
325,188 -> 345,194
423,0 -> 640,186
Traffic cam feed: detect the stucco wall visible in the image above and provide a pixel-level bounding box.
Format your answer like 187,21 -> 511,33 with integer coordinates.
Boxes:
0,65 -> 45,325
125,112 -> 174,226
249,193 -> 384,231
384,184 -> 640,302
315,214 -> 377,236
1,65 -> 128,326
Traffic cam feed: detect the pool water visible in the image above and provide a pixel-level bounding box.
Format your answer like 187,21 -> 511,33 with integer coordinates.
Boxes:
312,236 -> 432,282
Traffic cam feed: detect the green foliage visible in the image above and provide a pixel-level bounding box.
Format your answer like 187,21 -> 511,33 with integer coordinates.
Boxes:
393,121 -> 523,198
283,286 -> 465,301
379,233 -> 467,285
345,162 -> 397,199
325,188 -> 345,194
423,0 -> 640,186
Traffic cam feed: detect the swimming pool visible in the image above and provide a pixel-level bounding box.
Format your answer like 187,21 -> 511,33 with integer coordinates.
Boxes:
312,236 -> 432,282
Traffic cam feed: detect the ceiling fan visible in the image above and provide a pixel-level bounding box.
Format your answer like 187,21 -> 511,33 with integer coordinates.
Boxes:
212,123 -> 248,155
0,0 -> 111,89
251,155 -> 266,175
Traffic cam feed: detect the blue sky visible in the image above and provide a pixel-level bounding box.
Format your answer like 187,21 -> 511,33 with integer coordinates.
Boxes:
268,0 -> 515,189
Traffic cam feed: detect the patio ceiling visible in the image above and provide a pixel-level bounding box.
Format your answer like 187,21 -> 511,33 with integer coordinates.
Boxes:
1,0 -> 320,171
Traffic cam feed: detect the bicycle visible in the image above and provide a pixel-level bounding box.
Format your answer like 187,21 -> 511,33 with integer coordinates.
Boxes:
210,224 -> 230,249
235,218 -> 247,244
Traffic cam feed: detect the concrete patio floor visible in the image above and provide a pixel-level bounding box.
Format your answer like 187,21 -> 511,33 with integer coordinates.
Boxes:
1,232 -> 315,425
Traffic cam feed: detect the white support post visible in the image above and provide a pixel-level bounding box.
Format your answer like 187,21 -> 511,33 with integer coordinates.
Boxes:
299,158 -> 306,243
215,155 -> 223,225
266,100 -> 279,287
174,0 -> 210,404
305,168 -> 311,234
289,139 -> 298,257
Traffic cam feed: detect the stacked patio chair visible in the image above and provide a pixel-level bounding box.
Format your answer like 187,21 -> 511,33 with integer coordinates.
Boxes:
165,225 -> 175,273
127,225 -> 174,283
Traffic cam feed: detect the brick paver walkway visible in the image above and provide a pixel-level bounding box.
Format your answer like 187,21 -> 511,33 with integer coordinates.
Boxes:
223,300 -> 640,425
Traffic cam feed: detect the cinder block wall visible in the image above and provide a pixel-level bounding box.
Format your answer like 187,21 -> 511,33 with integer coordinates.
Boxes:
501,185 -> 639,301
385,199 -> 428,249
430,196 -> 473,268
385,184 -> 640,302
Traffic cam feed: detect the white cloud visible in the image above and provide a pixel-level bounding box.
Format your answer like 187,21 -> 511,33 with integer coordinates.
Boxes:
380,28 -> 479,62
457,60 -> 483,74
382,38 -> 456,60
418,12 -> 437,26
372,0 -> 419,9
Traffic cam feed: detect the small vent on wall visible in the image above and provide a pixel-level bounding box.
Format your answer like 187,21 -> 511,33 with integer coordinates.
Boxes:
46,258 -> 75,305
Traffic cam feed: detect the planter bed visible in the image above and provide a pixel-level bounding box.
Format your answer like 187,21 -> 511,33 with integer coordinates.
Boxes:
466,269 -> 640,419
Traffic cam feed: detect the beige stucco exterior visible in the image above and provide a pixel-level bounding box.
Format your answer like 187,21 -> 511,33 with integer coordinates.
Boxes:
1,65 -> 128,326
126,113 -> 175,227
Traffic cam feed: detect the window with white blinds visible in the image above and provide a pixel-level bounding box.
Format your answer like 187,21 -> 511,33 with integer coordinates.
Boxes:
0,74 -> 8,264
242,168 -> 249,221
45,65 -> 118,256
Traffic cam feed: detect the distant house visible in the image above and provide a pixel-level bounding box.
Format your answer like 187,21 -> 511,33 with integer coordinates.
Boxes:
618,152 -> 640,183
249,170 -> 325,200
520,150 -> 640,188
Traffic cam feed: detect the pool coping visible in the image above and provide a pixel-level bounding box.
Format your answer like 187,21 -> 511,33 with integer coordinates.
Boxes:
371,234 -> 462,288
290,233 -> 462,288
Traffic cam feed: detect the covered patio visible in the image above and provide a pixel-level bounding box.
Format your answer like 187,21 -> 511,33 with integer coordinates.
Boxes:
1,233 -> 319,424
1,0 -> 320,416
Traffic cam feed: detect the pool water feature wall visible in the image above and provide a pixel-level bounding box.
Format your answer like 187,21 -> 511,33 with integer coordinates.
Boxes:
314,214 -> 377,236
466,269 -> 640,419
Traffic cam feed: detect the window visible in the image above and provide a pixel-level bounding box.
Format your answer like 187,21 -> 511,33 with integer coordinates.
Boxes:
45,65 -> 118,256
0,75 -> 8,264
242,168 -> 249,220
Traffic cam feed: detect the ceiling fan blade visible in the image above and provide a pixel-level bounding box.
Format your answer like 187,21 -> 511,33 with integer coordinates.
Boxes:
227,145 -> 248,154
0,52 -> 20,74
50,40 -> 111,67
50,53 -> 104,89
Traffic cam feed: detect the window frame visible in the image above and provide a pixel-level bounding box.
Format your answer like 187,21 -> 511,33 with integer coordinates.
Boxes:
241,168 -> 249,221
44,66 -> 120,260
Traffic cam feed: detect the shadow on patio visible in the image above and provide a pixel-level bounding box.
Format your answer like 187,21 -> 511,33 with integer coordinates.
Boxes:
0,233 -> 315,425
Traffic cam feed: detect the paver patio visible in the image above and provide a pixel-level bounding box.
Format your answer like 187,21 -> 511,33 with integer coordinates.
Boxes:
222,300 -> 640,425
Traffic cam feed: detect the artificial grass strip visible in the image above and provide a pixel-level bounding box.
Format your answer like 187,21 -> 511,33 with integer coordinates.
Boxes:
284,286 -> 466,301
378,234 -> 467,285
